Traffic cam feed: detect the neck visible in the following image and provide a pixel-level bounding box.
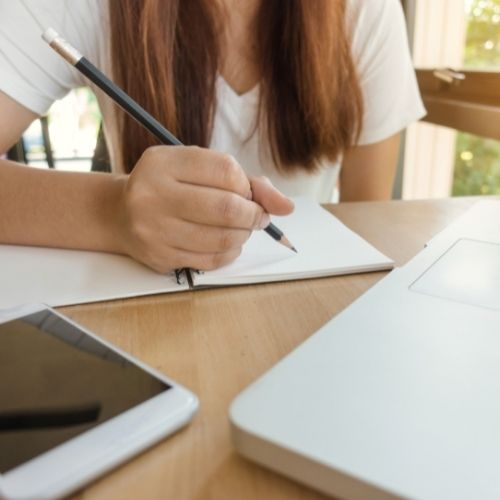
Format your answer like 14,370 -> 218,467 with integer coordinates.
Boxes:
218,0 -> 261,94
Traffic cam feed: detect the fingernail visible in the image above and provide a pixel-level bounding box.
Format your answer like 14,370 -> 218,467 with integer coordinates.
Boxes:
258,212 -> 271,229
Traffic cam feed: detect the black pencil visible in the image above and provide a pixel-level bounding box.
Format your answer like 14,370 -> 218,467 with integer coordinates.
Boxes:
42,28 -> 297,253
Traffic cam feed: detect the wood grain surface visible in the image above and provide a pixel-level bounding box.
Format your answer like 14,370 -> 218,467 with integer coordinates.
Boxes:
64,197 -> 480,500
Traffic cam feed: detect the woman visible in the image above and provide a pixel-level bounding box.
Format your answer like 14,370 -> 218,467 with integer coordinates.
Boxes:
0,0 -> 424,273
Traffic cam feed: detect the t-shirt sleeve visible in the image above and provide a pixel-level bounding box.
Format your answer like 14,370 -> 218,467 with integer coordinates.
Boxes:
0,0 -> 103,115
347,0 -> 426,146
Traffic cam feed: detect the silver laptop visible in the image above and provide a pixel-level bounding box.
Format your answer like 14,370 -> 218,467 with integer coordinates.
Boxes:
230,201 -> 500,500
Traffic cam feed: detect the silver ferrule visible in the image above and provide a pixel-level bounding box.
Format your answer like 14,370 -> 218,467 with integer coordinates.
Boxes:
49,36 -> 83,66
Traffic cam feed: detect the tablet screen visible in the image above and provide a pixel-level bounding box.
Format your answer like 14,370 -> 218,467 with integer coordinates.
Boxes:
0,309 -> 170,473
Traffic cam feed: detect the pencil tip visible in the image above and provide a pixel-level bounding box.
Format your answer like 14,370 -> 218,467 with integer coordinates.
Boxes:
280,236 -> 297,253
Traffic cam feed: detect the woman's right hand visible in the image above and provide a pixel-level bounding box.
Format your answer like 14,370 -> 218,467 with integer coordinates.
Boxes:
116,145 -> 293,273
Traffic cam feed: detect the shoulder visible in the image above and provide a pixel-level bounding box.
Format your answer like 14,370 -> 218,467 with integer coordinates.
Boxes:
344,0 -> 426,145
344,0 -> 413,82
345,0 -> 408,61
0,0 -> 105,26
4,0 -> 107,23
345,0 -> 405,31
0,0 -> 108,114
20,0 -> 108,48
0,0 -> 107,55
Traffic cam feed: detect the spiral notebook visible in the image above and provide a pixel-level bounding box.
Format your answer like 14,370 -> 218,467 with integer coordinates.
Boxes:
0,198 -> 393,309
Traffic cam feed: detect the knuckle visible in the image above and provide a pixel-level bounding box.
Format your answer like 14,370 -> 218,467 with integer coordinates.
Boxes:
138,146 -> 175,171
218,154 -> 241,188
219,230 -> 237,251
218,193 -> 242,224
188,145 -> 203,155
140,146 -> 162,162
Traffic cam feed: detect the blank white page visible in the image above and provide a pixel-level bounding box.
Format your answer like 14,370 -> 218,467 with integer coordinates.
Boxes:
0,245 -> 188,309
193,198 -> 393,286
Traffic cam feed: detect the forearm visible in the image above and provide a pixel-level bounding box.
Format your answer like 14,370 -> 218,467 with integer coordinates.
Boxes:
340,133 -> 401,202
0,160 -> 126,252
0,146 -> 294,273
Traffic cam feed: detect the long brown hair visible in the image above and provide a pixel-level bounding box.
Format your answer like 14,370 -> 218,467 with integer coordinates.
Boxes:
109,0 -> 363,174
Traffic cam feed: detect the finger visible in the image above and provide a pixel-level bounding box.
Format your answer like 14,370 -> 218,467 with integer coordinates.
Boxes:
250,176 -> 294,215
171,183 -> 270,230
165,219 -> 251,253
160,146 -> 252,198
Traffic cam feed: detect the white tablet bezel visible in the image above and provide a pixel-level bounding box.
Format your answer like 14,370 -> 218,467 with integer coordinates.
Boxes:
0,304 -> 198,500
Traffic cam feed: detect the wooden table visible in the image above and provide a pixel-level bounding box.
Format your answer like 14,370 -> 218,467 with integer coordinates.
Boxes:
66,197 -> 479,500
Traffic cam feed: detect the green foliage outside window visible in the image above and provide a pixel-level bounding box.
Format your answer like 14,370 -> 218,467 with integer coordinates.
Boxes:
454,133 -> 500,195
452,0 -> 500,196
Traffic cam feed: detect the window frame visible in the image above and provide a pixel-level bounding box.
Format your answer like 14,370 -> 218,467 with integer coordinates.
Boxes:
416,69 -> 500,141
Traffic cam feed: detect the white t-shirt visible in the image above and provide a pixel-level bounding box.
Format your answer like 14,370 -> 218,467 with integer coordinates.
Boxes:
0,0 -> 425,202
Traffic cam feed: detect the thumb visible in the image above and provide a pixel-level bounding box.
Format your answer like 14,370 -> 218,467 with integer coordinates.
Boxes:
249,176 -> 294,216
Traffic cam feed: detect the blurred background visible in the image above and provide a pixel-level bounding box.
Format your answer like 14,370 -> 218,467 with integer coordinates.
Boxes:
22,88 -> 100,172
456,0 -> 500,197
12,0 -> 500,199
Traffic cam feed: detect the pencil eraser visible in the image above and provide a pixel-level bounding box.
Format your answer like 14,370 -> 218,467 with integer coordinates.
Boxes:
42,28 -> 59,44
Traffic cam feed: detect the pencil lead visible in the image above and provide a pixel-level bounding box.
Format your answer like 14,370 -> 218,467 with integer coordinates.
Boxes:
279,235 -> 297,253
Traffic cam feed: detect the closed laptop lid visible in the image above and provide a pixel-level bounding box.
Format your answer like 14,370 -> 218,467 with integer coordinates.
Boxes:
231,200 -> 500,499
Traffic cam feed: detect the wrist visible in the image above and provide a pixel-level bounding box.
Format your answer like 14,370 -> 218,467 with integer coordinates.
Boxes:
95,173 -> 129,255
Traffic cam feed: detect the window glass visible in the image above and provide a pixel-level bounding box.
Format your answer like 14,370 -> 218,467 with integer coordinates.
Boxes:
464,0 -> 500,69
24,88 -> 101,172
453,0 -> 500,196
